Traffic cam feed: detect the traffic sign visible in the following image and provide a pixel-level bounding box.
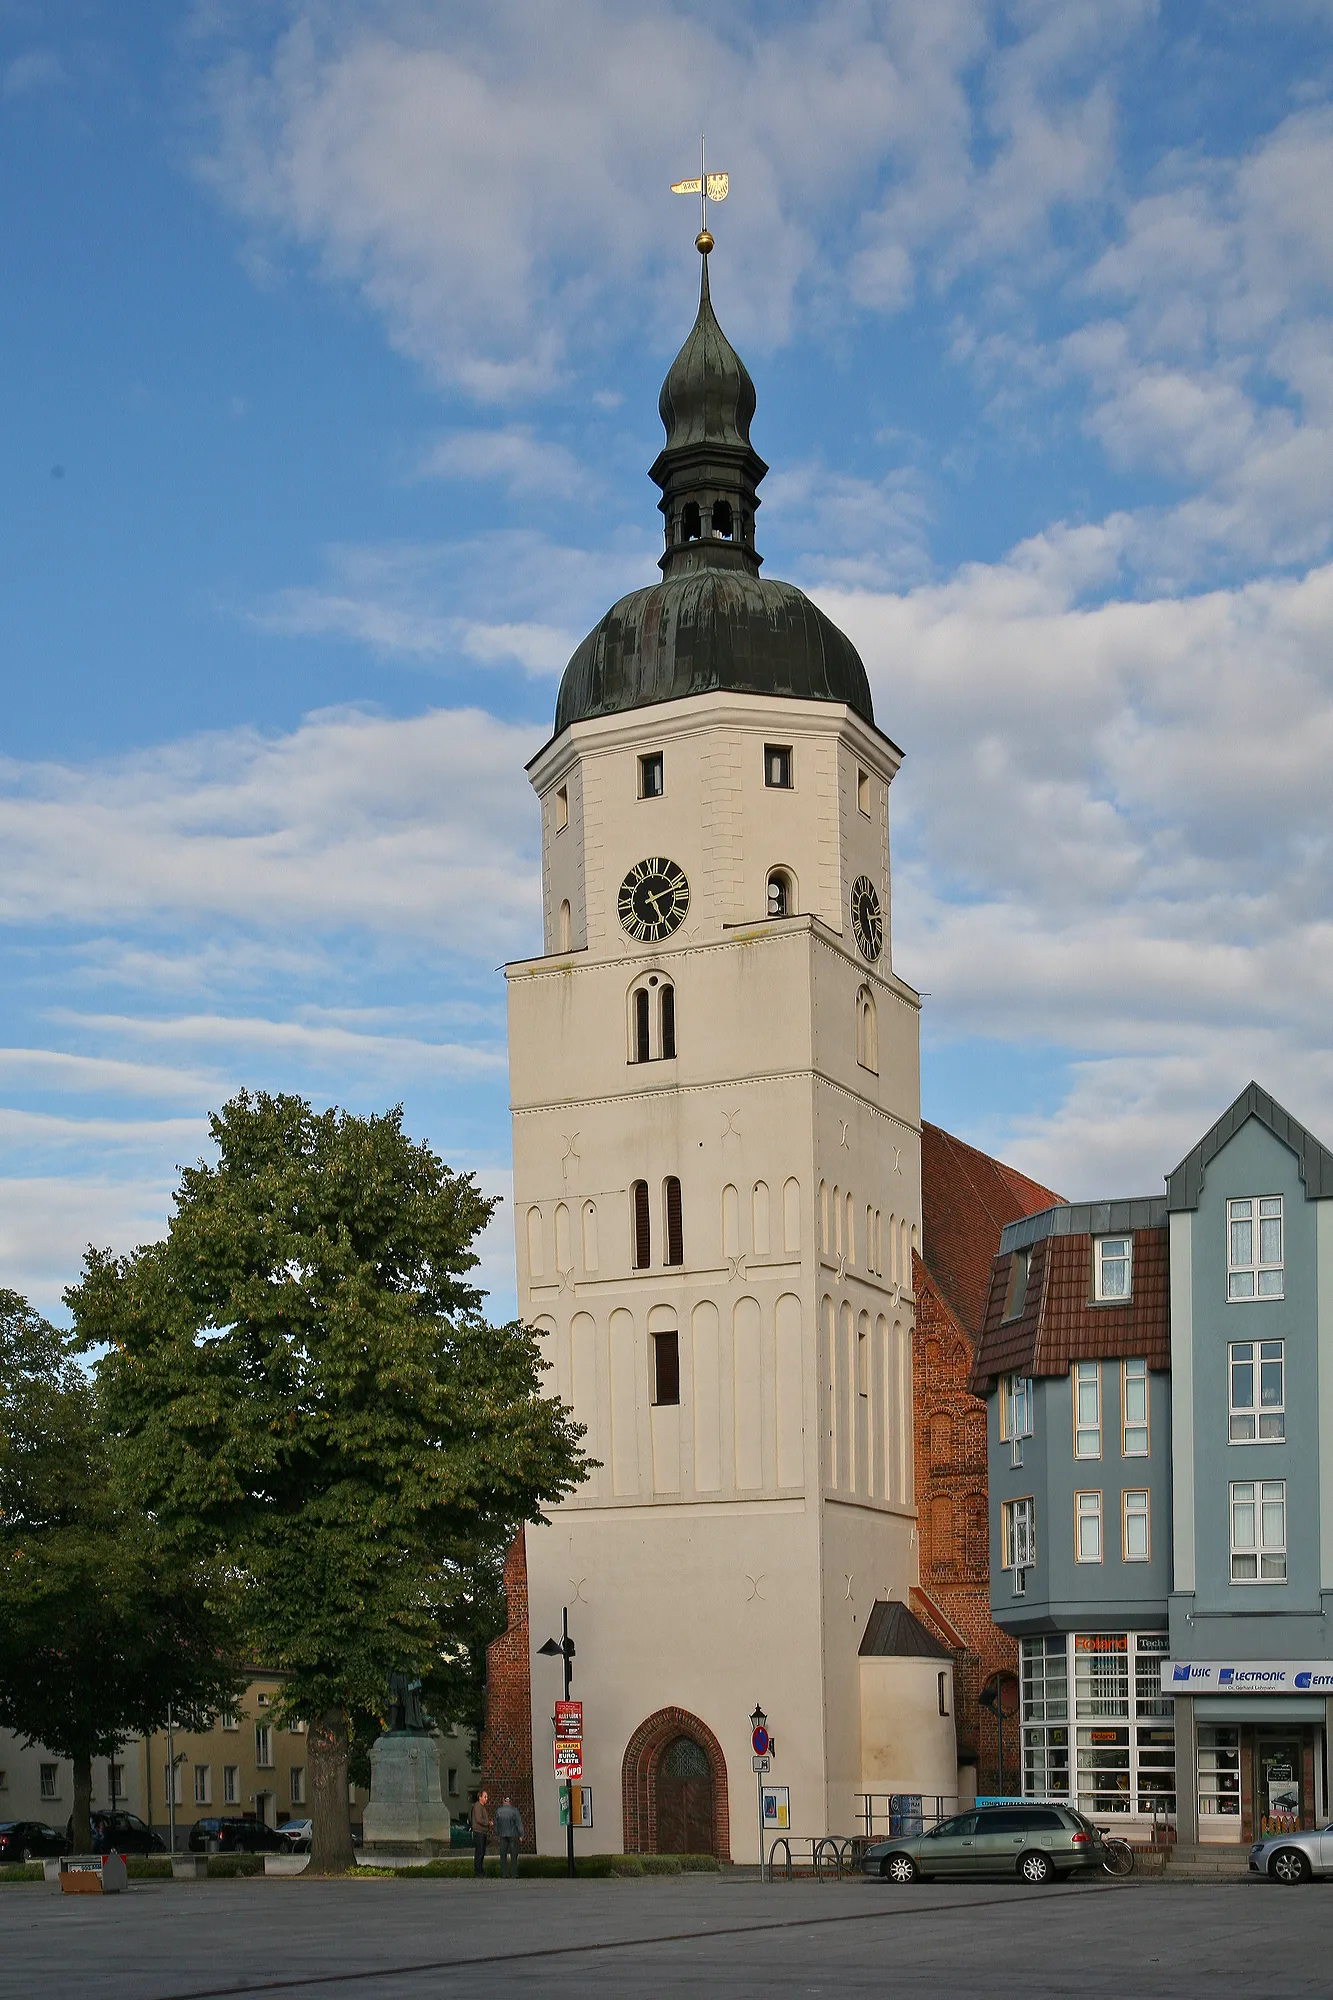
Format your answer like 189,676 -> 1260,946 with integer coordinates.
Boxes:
555,1700 -> 583,1739
751,1753 -> 771,1774
751,1724 -> 771,1757
554,1738 -> 583,1779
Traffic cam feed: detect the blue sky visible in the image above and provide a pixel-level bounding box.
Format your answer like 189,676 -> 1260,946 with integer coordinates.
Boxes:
4,1 -> 1333,1319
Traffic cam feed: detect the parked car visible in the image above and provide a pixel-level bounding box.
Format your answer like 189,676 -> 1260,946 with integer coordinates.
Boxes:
280,1819 -> 312,1852
0,1820 -> 70,1862
1249,1825 -> 1333,1883
862,1803 -> 1105,1884
71,1811 -> 167,1856
187,1816 -> 284,1854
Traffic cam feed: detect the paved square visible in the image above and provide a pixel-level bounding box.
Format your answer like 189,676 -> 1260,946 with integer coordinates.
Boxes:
2,1875 -> 1327,1999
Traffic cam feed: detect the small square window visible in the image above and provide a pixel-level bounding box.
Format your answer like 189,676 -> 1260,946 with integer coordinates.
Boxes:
1094,1236 -> 1132,1301
553,784 -> 568,832
639,753 -> 664,799
857,768 -> 871,815
764,744 -> 792,789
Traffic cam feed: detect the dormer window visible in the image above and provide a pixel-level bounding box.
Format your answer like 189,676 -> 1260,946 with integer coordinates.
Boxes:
1094,1236 -> 1132,1301
710,498 -> 734,539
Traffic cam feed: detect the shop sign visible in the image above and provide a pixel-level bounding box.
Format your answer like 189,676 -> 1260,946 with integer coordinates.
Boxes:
1162,1660 -> 1333,1692
1075,1634 -> 1128,1654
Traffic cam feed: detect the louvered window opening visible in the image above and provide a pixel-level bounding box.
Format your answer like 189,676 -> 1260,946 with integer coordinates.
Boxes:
632,1181 -> 651,1269
665,1177 -> 684,1266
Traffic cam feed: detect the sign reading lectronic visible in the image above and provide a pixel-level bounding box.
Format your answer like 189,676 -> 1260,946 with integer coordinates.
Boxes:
1162,1661 -> 1333,1692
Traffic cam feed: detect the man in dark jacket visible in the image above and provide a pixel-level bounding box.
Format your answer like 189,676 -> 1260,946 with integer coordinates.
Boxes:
495,1797 -> 524,1878
471,1792 -> 491,1877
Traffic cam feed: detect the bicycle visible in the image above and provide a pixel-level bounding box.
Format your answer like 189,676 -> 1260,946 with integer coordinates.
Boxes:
1100,1835 -> 1135,1877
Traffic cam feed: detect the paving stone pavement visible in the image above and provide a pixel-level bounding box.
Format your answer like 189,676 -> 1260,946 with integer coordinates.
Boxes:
0,1872 -> 1326,2000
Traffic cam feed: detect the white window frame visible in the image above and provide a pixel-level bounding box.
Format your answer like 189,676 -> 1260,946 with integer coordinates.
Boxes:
1094,1235 -> 1132,1302
1228,1195 -> 1284,1301
40,1763 -> 58,1801
1073,1361 -> 1101,1458
1075,1489 -> 1104,1563
290,1767 -> 305,1805
1122,1488 -> 1150,1562
1229,1338 -> 1285,1443
255,1723 -> 274,1769
219,1706 -> 238,1732
223,1765 -> 239,1806
1122,1357 -> 1149,1456
1230,1477 -> 1287,1582
1003,1496 -> 1036,1580
194,1763 -> 212,1806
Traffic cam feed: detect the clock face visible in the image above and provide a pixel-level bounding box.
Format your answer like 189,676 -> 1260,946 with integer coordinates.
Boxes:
850,874 -> 883,962
617,856 -> 690,943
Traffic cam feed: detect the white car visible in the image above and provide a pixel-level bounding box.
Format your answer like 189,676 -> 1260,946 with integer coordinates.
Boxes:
280,1819 -> 313,1852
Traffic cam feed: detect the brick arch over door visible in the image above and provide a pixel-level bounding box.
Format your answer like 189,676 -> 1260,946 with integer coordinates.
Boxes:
621,1707 -> 731,1860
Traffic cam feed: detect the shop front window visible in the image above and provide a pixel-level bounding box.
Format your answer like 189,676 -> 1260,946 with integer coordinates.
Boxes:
1023,1633 -> 1173,1815
1020,1636 -> 1070,1800
1198,1726 -> 1241,1819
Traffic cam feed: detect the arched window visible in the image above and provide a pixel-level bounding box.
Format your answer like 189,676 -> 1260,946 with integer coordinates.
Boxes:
664,1177 -> 684,1267
632,1181 -> 651,1269
558,898 -> 571,951
681,500 -> 701,542
767,868 -> 794,918
629,977 -> 675,1063
856,986 -> 878,1073
710,497 -> 733,539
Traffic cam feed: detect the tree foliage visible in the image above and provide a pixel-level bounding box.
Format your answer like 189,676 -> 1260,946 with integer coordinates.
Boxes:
0,1293 -> 242,1851
70,1092 -> 589,1871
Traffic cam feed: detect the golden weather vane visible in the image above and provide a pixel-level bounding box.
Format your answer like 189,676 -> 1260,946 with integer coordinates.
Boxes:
671,134 -> 729,252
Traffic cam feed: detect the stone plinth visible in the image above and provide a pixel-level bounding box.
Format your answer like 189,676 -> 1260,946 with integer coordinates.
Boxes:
361,1732 -> 454,1859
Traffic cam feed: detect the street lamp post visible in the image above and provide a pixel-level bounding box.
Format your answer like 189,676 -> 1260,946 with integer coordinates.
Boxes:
538,1608 -> 577,1879
749,1703 -> 768,1881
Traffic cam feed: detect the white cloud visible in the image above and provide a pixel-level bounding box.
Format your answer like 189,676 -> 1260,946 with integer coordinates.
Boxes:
0,704 -> 544,955
814,544 -> 1333,1189
3,49 -> 63,98
71,1010 -> 506,1079
420,427 -> 590,497
0,1175 -> 178,1316
196,0 -> 1139,395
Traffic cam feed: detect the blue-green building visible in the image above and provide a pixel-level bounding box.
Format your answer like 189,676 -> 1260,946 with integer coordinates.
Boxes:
971,1084 -> 1333,1843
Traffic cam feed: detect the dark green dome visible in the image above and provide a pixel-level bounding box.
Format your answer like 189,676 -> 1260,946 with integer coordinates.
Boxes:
554,248 -> 874,734
554,568 -> 873,734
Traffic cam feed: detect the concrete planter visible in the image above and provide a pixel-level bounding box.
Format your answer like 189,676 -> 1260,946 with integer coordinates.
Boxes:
263,1853 -> 311,1876
172,1856 -> 208,1880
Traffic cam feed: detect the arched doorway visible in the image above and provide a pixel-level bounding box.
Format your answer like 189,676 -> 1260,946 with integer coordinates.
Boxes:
621,1706 -> 730,1859
656,1736 -> 714,1854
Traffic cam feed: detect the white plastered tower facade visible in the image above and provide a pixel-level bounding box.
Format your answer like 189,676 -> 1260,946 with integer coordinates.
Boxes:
505,248 -> 949,1860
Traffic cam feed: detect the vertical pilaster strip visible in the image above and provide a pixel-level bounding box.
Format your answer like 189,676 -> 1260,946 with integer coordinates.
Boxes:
1318,1202 -> 1333,1590
1174,1693 -> 1197,1845
1169,1209 -> 1195,1594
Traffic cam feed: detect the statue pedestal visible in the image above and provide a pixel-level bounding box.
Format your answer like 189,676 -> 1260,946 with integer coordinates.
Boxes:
361,1732 -> 455,1859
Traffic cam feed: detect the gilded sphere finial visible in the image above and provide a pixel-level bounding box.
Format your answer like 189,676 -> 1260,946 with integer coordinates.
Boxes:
696,229 -> 714,254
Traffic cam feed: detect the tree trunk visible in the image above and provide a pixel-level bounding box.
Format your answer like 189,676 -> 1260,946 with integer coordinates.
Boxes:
71,1752 -> 93,1854
307,1706 -> 355,1875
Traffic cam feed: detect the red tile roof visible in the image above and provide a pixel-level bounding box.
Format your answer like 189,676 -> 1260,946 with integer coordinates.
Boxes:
919,1122 -> 1064,1343
970,1227 -> 1171,1391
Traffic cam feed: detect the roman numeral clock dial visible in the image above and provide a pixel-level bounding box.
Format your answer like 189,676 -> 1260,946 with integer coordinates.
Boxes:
851,875 -> 883,961
617,857 -> 690,943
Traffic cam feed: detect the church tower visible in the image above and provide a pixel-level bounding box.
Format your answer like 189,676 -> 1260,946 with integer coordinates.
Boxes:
505,241 -> 947,1860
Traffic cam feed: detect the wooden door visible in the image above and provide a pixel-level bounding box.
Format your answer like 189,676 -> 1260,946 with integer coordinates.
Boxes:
656,1737 -> 714,1855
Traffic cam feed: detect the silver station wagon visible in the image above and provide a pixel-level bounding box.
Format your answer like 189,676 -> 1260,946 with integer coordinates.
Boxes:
862,1803 -> 1104,1884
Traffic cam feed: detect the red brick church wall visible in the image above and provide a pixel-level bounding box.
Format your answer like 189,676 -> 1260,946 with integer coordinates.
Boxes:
479,1530 -> 537,1851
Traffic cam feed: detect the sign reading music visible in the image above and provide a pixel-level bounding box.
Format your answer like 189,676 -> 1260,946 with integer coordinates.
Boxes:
1163,1660 -> 1333,1693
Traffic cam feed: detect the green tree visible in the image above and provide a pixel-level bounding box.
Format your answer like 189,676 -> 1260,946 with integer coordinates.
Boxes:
0,1292 -> 242,1852
70,1092 -> 589,1874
